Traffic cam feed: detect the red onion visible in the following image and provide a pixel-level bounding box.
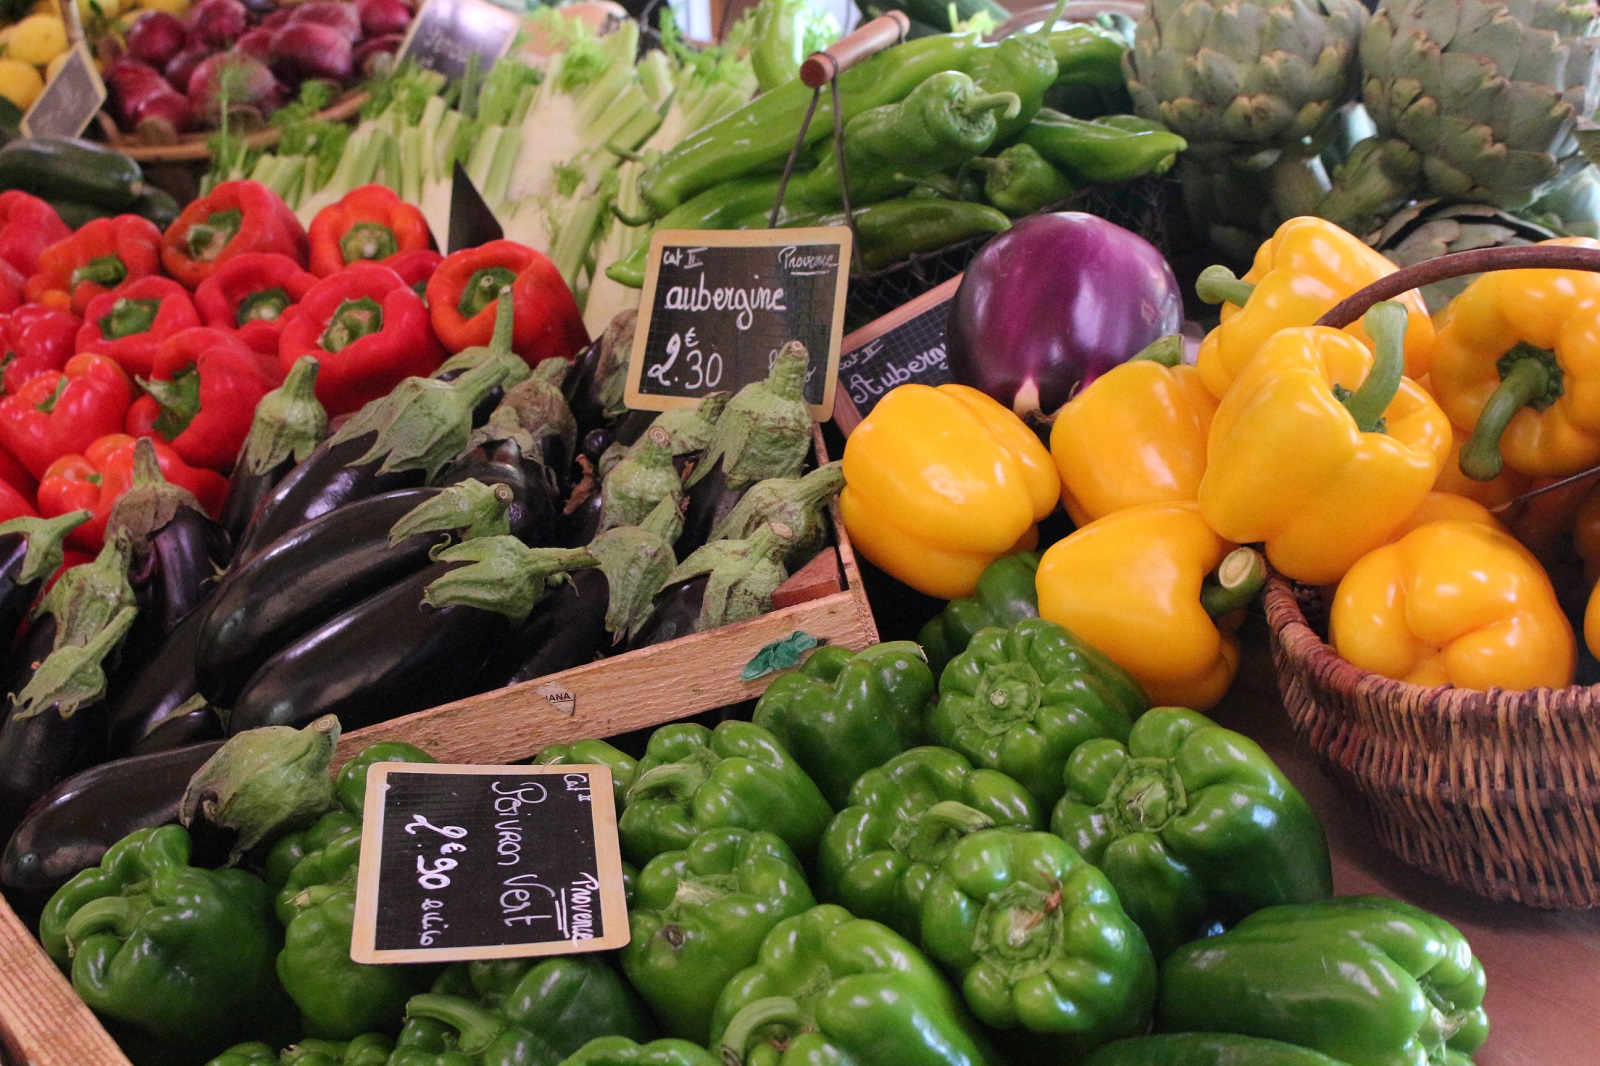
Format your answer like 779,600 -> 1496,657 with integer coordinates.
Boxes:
123,11 -> 190,70
187,0 -> 249,48
354,0 -> 413,39
351,32 -> 401,78
269,21 -> 354,84
188,52 -> 283,124
236,25 -> 278,61
286,1 -> 363,42
163,45 -> 211,94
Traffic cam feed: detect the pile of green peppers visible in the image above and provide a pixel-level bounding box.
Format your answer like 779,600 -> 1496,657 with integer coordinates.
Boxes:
610,19 -> 1186,285
34,576 -> 1490,1066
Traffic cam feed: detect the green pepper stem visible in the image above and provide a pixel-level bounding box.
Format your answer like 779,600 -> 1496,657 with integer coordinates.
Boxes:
919,800 -> 996,836
718,996 -> 804,1066
70,254 -> 127,291
1459,346 -> 1563,482
1194,264 -> 1254,308
960,90 -> 1022,122
101,298 -> 159,340
1341,301 -> 1408,434
1199,547 -> 1267,618
402,994 -> 504,1055
1129,335 -> 1184,366
62,893 -> 145,954
1032,0 -> 1071,37
340,222 -> 399,265
627,763 -> 706,805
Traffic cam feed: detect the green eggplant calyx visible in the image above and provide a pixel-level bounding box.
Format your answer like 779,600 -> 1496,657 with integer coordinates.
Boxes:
424,539 -> 598,623
8,604 -> 137,722
70,253 -> 127,291
340,222 -> 399,265
432,289 -> 529,389
236,286 -> 292,324
459,266 -> 518,318
332,357 -> 514,481
628,750 -> 720,806
974,878 -> 1065,972
1107,757 -> 1187,834
236,356 -> 327,477
186,209 -> 243,262
890,800 -> 996,865
972,661 -> 1043,733
0,510 -> 89,586
687,340 -> 812,490
388,478 -> 514,546
100,297 -> 159,339
106,437 -> 203,553
320,296 -> 384,353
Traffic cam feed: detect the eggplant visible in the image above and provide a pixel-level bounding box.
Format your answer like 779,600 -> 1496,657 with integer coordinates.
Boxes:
219,356 -> 329,546
562,308 -> 637,435
580,428 -> 614,465
440,439 -> 560,544
0,512 -> 89,651
625,574 -> 708,650
227,541 -> 599,733
1,740 -> 225,897
703,462 -> 844,570
197,481 -> 513,708
106,607 -> 223,756
627,521 -> 793,651
598,393 -> 730,481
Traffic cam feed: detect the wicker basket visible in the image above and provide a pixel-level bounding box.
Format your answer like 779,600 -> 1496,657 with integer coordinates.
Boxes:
1259,243 -> 1600,910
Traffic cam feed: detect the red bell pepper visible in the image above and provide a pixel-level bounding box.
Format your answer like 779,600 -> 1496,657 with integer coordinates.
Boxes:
425,240 -> 589,367
277,262 -> 445,416
0,446 -> 34,501
124,327 -> 275,473
386,248 -> 444,296
76,276 -> 202,379
0,191 -> 71,278
25,214 -> 165,315
0,258 -> 24,315
38,432 -> 228,552
0,476 -> 36,525
161,180 -> 310,289
192,251 -> 319,363
0,353 -> 134,480
2,305 -> 82,395
307,184 -> 436,278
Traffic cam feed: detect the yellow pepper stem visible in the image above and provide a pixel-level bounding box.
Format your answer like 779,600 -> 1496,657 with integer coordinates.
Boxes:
1199,546 -> 1266,618
1340,301 -> 1408,434
1194,264 -> 1254,308
1129,335 -> 1184,367
1459,344 -> 1564,482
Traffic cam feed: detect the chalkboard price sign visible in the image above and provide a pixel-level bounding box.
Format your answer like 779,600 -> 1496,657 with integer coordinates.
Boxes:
395,0 -> 521,82
21,43 -> 106,140
832,275 -> 961,435
626,227 -> 852,420
351,763 -> 629,963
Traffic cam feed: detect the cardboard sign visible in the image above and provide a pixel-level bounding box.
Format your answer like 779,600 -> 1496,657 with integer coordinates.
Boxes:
21,42 -> 105,139
626,227 -> 852,420
832,275 -> 961,435
396,0 -> 521,82
352,763 -> 629,963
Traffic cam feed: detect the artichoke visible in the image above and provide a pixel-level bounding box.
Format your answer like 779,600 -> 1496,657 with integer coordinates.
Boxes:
1320,0 -> 1600,233
1369,198 -> 1561,310
1124,0 -> 1369,258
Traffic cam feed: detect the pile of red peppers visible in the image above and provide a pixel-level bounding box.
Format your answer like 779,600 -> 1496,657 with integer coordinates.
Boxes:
0,180 -> 590,559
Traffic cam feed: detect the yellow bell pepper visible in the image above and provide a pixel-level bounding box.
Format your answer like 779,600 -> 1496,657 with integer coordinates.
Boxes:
1433,422 -> 1534,512
1049,337 -> 1217,525
1331,519 -> 1575,691
1573,479 -> 1600,584
1197,302 -> 1451,587
1388,491 -> 1500,542
1430,237 -> 1600,481
840,382 -> 1058,600
1035,501 -> 1263,709
1194,216 -> 1435,400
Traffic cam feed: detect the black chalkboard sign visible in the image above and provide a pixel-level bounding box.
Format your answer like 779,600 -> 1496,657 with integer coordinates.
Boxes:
351,763 -> 629,963
832,275 -> 962,435
395,0 -> 521,82
21,43 -> 106,140
626,227 -> 852,420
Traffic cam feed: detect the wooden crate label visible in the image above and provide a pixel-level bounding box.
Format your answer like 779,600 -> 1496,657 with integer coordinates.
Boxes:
352,763 -> 628,963
534,681 -> 577,716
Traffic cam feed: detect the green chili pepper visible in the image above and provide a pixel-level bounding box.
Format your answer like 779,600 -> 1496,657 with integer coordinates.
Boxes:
1021,108 -> 1187,185
1047,25 -> 1131,95
783,196 -> 1012,270
800,70 -> 1020,207
970,143 -> 1075,216
607,175 -> 785,289
968,0 -> 1066,143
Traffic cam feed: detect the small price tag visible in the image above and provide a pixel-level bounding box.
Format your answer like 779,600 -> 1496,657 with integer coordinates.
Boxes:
534,681 -> 576,716
832,275 -> 961,435
352,763 -> 629,963
395,0 -> 521,81
21,42 -> 106,139
626,227 -> 852,420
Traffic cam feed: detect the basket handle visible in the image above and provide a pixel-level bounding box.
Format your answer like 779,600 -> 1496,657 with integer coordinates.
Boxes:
801,13 -> 910,88
1315,244 -> 1600,330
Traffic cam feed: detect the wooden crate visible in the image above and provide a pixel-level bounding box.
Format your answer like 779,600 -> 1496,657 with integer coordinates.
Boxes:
0,427 -> 876,1066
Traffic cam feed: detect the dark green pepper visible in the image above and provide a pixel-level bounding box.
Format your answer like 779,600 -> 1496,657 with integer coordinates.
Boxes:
919,828 -> 1156,1058
264,808 -> 362,900
203,1035 -> 397,1066
403,954 -> 657,1066
782,196 -> 1012,270
607,176 -> 785,289
800,70 -> 1020,207
1052,707 -> 1333,959
1021,108 -> 1186,185
335,740 -> 436,815
918,550 -> 1040,677
557,1037 -> 722,1066
620,827 -> 815,1042
1157,896 -> 1490,1066
930,617 -> 1145,808
618,720 -> 834,867
535,738 -> 639,809
1085,1033 -> 1354,1066
750,640 -> 934,807
39,824 -> 293,1066
710,904 -> 1007,1066
816,745 -> 1041,940
970,143 -> 1075,216
968,5 -> 1063,143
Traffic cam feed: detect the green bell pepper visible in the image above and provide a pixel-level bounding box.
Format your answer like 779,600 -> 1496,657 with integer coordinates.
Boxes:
750,640 -> 934,808
710,904 -> 1006,1066
335,741 -> 437,815
621,826 -> 815,1043
930,616 -> 1145,808
917,551 -> 1041,677
535,738 -> 639,809
1052,707 -> 1333,959
558,1037 -> 721,1066
39,824 -> 293,1066
265,808 -> 362,900
1085,1033 -> 1354,1066
618,721 -> 834,867
203,1035 -> 396,1066
816,745 -> 1041,939
1157,896 -> 1490,1066
403,954 -> 657,1066
919,828 -> 1156,1058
